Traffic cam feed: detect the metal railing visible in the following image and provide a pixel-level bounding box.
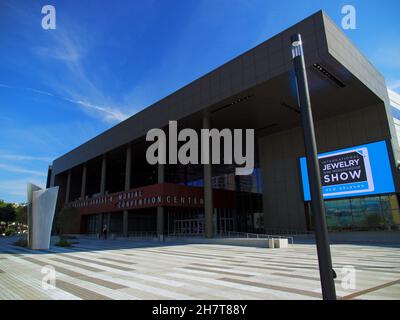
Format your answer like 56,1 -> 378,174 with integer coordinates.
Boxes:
125,232 -> 157,239
217,230 -> 294,244
167,232 -> 205,237
263,228 -> 315,236
80,231 -> 157,240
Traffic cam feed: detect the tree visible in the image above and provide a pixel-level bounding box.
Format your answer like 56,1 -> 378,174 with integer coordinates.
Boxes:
15,205 -> 27,225
0,200 -> 16,223
56,206 -> 80,235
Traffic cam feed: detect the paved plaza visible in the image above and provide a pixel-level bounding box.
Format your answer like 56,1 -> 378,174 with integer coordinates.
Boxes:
0,237 -> 399,300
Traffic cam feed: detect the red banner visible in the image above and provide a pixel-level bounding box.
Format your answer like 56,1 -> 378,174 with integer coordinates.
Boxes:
69,183 -> 236,214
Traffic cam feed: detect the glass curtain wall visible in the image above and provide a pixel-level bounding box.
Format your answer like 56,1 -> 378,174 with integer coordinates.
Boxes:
164,162 -> 264,235
323,194 -> 400,230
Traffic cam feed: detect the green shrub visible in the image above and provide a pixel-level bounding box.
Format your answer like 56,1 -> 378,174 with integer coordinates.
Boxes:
13,238 -> 27,247
5,227 -> 15,236
55,236 -> 72,247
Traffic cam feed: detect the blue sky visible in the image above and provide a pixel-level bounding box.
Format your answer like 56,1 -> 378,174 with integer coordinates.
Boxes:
0,0 -> 399,203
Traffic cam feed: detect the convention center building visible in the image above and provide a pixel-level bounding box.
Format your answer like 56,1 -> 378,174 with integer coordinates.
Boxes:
48,11 -> 400,237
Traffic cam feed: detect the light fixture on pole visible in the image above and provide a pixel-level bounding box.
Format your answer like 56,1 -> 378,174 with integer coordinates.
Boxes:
291,33 -> 337,300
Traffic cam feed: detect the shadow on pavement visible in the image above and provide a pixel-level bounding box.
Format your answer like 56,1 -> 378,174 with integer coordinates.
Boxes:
0,235 -> 198,255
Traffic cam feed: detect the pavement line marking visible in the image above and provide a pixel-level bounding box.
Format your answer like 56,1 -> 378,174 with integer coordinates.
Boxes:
190,263 -> 234,269
142,248 -> 238,260
340,279 -> 400,300
55,253 -> 186,288
166,272 -> 318,299
56,279 -> 112,300
93,272 -> 193,299
166,272 -> 269,293
0,271 -> 51,299
246,256 -> 319,267
20,256 -> 132,292
0,257 -> 80,300
14,256 -> 136,298
270,272 -> 320,281
229,263 -> 295,272
61,256 -> 135,271
98,257 -> 137,265
181,266 -> 255,277
51,265 -> 129,290
218,277 -> 323,298
50,258 -> 105,272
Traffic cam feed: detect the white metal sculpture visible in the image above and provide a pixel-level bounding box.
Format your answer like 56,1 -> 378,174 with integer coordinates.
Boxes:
27,183 -> 59,250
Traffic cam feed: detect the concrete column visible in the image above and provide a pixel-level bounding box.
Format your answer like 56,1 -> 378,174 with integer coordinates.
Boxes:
98,213 -> 103,237
157,163 -> 165,239
106,213 -> 111,235
100,154 -> 107,195
157,207 -> 164,238
65,170 -> 71,204
98,155 -> 107,236
184,165 -> 188,186
232,209 -> 238,232
123,211 -> 128,237
80,164 -> 87,199
203,111 -> 214,238
124,145 -> 132,190
123,145 -> 131,237
234,175 -> 240,232
158,162 -> 165,184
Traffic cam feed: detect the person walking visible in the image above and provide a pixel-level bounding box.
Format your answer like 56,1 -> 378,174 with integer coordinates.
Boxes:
102,225 -> 108,240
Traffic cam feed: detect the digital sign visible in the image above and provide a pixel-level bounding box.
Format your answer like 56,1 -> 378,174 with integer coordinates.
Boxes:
300,140 -> 395,201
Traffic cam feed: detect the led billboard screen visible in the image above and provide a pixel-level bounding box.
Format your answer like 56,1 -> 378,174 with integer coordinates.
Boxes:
300,140 -> 395,201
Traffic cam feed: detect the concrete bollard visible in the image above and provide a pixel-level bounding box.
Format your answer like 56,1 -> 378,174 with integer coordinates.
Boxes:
268,239 -> 275,248
274,238 -> 288,248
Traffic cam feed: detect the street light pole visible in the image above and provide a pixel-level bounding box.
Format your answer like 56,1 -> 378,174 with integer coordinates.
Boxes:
291,33 -> 337,300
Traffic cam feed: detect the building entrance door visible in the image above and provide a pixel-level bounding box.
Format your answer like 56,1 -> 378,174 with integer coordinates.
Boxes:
167,208 -> 235,236
217,209 -> 234,234
174,218 -> 204,235
167,208 -> 205,236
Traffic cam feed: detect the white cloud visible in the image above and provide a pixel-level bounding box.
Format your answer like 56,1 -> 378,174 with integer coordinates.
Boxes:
62,98 -> 129,123
31,25 -> 134,124
1,4 -> 139,125
372,46 -> 400,70
0,179 -> 44,198
0,154 -> 53,162
389,80 -> 400,92
0,163 -> 46,177
0,83 -> 130,123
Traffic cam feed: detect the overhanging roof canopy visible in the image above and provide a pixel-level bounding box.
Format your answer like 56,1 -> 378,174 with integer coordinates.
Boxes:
51,10 -> 389,180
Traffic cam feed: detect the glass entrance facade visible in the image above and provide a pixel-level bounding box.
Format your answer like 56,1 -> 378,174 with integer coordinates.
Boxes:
85,214 -> 98,234
166,208 -> 235,236
306,194 -> 400,231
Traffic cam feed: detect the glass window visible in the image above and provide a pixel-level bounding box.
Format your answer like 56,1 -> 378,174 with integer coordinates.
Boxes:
328,199 -> 352,230
323,194 -> 400,230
